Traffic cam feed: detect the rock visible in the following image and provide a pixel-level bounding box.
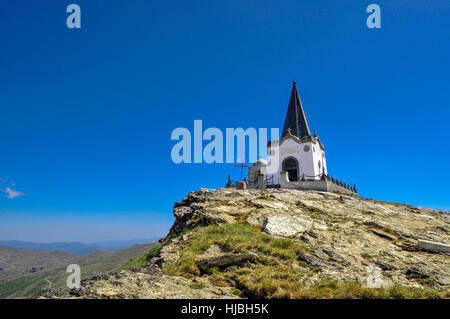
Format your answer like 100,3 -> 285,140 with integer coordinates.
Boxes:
245,212 -> 265,227
181,234 -> 191,241
370,229 -> 396,241
195,245 -> 257,272
196,252 -> 257,272
375,261 -> 397,271
39,266 -> 239,299
406,264 -> 432,279
396,240 -> 419,252
264,216 -> 307,237
417,239 -> 450,253
150,257 -> 163,267
297,252 -> 327,268
263,215 -> 327,238
170,203 -> 236,235
363,221 -> 385,228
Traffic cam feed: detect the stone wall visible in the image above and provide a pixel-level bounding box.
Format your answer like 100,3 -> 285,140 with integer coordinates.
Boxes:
248,168 -> 358,195
279,171 -> 357,195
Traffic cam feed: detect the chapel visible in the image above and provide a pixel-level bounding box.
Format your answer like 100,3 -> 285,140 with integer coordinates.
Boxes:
247,81 -> 357,195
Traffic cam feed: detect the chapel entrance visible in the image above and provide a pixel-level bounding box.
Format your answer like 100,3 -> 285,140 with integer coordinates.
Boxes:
282,157 -> 299,182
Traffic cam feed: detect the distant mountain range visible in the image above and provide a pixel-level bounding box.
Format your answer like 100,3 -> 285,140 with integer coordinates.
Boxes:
0,238 -> 160,255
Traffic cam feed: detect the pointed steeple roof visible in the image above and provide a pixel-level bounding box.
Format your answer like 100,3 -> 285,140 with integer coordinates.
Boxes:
281,80 -> 312,139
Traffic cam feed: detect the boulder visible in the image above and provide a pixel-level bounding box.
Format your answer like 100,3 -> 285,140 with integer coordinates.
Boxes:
418,239 -> 450,253
196,252 -> 257,272
263,215 -> 327,238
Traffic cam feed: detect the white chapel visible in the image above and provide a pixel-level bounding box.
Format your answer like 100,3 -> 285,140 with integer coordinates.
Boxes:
247,81 -> 356,195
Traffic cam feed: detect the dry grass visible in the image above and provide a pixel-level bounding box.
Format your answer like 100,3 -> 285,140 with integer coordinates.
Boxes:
164,223 -> 305,277
162,223 -> 447,299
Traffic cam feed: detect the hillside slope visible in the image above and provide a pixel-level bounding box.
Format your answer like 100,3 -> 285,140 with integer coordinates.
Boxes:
41,188 -> 449,299
1,243 -> 156,298
0,246 -> 80,276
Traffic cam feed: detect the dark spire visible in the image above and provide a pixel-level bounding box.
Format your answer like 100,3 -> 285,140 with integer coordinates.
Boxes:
282,80 -> 312,138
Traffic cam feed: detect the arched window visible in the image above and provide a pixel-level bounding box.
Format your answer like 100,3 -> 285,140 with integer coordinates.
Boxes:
282,157 -> 299,182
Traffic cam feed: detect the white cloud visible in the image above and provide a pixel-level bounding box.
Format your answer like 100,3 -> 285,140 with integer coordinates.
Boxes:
4,187 -> 25,199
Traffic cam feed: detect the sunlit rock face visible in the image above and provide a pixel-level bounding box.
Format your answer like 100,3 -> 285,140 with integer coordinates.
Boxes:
41,188 -> 450,299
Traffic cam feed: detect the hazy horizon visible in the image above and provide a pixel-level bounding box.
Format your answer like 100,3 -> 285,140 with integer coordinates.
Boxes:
0,238 -> 161,245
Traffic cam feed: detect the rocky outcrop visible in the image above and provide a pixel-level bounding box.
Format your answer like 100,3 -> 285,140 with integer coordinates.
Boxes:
41,188 -> 450,298
165,188 -> 449,292
169,190 -> 236,234
40,263 -> 237,299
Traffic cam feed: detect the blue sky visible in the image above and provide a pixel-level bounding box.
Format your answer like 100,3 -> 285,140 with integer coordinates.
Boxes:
1,1 -> 449,242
